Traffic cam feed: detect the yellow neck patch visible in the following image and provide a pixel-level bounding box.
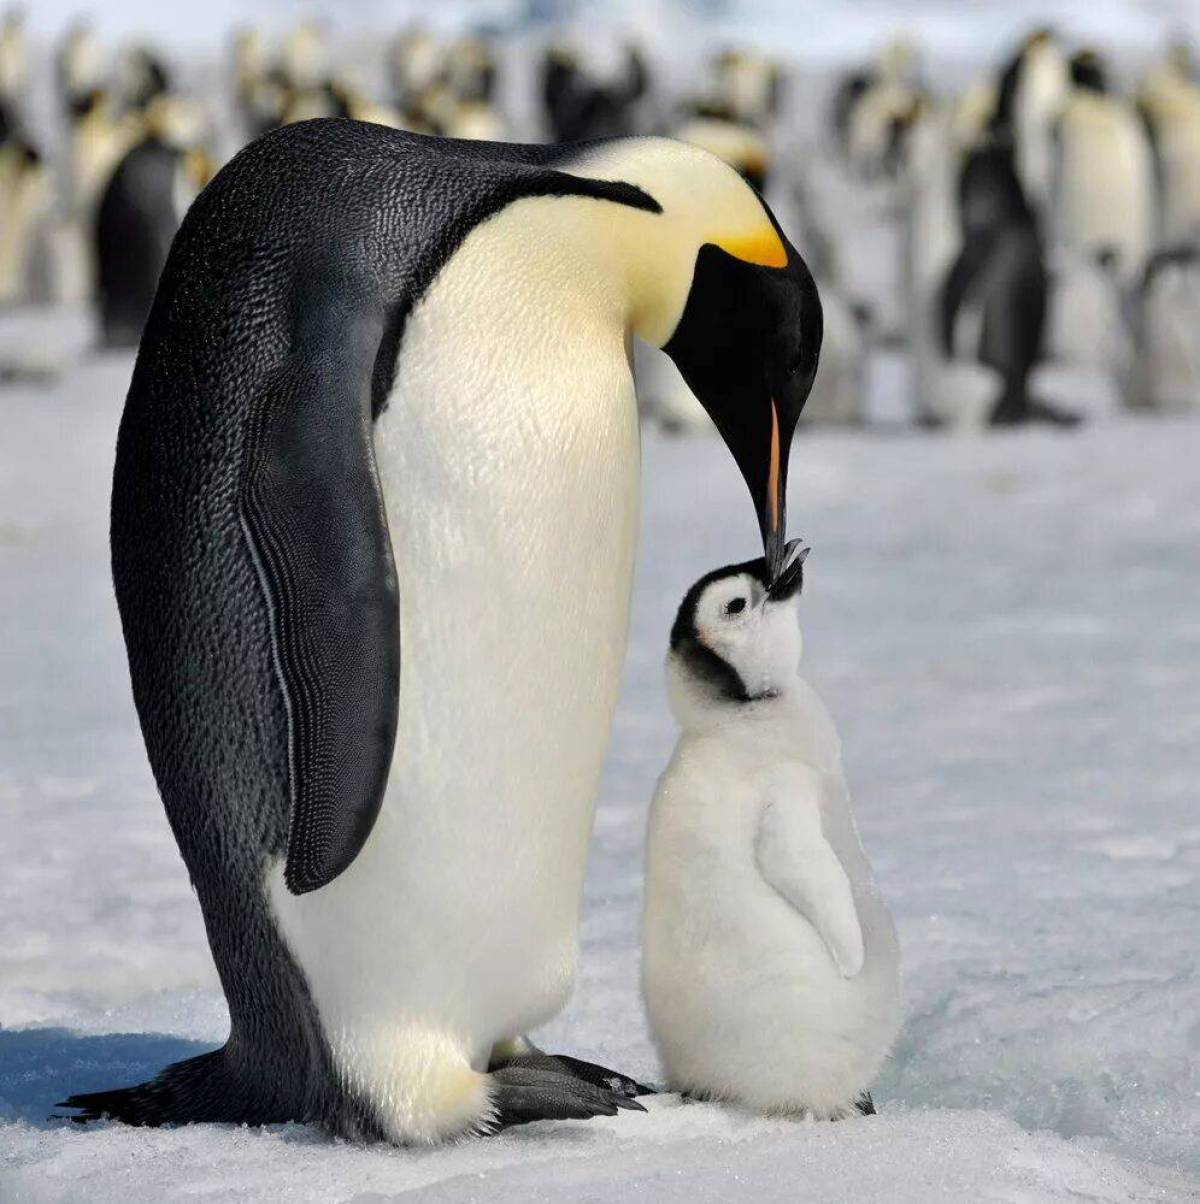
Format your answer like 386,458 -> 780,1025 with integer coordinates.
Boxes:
715,227 -> 788,269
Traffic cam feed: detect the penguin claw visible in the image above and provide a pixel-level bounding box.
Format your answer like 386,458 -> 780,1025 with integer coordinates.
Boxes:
544,1053 -> 656,1098
490,1065 -> 646,1130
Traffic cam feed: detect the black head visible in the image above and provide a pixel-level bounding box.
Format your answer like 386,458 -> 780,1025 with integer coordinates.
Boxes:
1070,51 -> 1108,93
662,215 -> 822,583
669,541 -> 809,705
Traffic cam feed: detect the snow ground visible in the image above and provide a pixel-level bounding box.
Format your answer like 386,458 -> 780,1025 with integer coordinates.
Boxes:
1,329 -> 1199,1202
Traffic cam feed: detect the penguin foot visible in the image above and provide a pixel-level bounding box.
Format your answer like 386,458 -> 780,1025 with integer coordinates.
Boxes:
489,1043 -> 654,1099
989,397 -> 1083,428
489,1065 -> 647,1130
855,1091 -> 876,1116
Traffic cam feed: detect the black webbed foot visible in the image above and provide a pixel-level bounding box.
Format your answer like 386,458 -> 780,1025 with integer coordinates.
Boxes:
489,1043 -> 655,1099
490,1065 -> 646,1130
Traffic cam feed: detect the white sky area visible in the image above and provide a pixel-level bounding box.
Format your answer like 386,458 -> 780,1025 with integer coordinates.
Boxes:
18,0 -> 1200,63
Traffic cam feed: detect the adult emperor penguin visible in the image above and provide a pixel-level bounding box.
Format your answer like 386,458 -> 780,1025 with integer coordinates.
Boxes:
61,121 -> 822,1143
994,29 -> 1069,221
1053,50 -> 1154,286
939,140 -> 1077,426
94,100 -> 212,347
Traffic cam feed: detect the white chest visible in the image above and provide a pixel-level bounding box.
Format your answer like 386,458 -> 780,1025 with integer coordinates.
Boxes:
268,204 -> 642,1059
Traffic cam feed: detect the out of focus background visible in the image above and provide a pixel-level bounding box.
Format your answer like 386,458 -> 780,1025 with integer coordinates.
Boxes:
0,0 -> 1199,416
2,3 -> 1199,1202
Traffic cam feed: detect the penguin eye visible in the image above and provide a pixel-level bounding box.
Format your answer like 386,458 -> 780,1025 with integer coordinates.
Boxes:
725,597 -> 747,616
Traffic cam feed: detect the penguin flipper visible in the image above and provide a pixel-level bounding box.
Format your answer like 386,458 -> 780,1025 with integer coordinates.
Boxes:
754,772 -> 865,979
241,302 -> 400,896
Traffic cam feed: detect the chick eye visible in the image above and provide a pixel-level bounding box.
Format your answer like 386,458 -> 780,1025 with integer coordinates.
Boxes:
725,597 -> 747,616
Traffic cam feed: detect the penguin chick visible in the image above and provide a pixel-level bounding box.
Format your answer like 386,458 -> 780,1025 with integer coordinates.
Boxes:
642,549 -> 900,1119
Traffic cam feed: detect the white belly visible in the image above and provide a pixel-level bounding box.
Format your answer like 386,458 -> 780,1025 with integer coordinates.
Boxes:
268,209 -> 641,1109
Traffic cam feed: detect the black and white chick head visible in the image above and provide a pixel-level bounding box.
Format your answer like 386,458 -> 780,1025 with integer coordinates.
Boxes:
667,540 -> 809,724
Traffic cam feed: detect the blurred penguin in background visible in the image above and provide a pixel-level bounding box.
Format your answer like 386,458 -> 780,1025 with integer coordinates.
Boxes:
231,27 -> 289,139
95,96 -> 213,348
710,48 -> 783,132
57,18 -> 107,117
904,85 -> 996,426
937,140 -> 1078,427
445,33 -> 498,106
385,27 -> 504,138
833,39 -> 924,181
1139,43 -> 1200,249
994,29 -> 1069,221
0,100 -> 53,305
1128,246 -> 1200,410
823,39 -> 926,345
119,45 -> 172,113
390,24 -> 446,127
541,39 -> 648,143
0,7 -> 27,110
1053,50 -> 1154,285
1045,50 -> 1153,387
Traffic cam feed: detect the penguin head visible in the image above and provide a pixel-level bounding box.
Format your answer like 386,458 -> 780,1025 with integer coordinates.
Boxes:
1069,50 -> 1108,93
666,541 -> 808,724
579,139 -> 821,581
658,202 -> 819,584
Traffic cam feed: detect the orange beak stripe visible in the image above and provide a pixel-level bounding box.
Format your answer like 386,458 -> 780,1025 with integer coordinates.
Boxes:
767,399 -> 781,534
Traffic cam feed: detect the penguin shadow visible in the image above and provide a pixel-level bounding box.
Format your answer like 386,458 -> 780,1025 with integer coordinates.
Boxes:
0,1026 -> 217,1127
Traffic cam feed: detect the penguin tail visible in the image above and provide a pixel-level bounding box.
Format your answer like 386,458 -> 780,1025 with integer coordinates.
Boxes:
54,1047 -> 243,1127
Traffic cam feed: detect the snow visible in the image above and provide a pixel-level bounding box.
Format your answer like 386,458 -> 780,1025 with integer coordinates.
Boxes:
2,332 -> 1199,1202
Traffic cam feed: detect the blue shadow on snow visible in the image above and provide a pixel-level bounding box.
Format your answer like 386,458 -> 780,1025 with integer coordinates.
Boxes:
0,1026 -> 219,1126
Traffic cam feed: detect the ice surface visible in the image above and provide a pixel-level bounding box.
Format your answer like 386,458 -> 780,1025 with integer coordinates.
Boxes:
2,342 -> 1199,1201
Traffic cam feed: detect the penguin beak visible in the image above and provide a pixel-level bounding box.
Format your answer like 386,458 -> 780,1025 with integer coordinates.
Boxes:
720,390 -> 799,587
761,398 -> 789,584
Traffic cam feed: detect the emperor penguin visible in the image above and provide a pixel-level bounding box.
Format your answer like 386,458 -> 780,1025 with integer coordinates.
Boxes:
939,140 -> 1078,426
94,99 -> 213,347
834,39 -> 923,181
904,94 -> 1000,426
710,48 -> 783,132
0,103 -> 53,304
642,549 -> 900,1118
1127,247 -> 1200,410
1052,51 -> 1154,287
0,8 -> 27,110
1138,50 -> 1200,248
541,41 -> 649,143
61,121 -> 823,1143
993,29 -> 1069,221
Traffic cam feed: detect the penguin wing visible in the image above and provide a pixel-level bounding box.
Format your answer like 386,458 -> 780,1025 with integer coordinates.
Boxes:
240,297 -> 400,897
754,774 -> 864,978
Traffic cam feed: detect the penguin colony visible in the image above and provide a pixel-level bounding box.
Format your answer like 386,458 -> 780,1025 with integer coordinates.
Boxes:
1,17 -> 1197,411
2,17 -> 1198,409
